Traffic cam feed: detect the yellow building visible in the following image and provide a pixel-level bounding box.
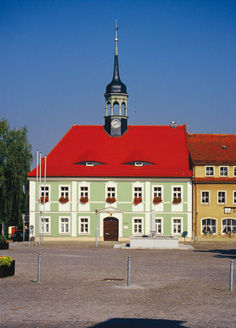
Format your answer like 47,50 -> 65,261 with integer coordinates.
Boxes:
188,134 -> 236,241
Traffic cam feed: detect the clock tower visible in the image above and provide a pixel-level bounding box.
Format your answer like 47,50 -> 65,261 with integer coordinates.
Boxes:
104,22 -> 128,137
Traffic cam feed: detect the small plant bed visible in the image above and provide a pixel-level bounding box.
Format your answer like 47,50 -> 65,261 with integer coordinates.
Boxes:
0,257 -> 15,278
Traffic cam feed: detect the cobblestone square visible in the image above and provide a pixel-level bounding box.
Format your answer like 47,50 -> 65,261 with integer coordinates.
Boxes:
1,241 -> 236,328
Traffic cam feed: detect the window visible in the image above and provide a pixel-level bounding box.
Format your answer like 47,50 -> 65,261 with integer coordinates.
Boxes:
155,218 -> 163,234
201,191 -> 210,204
107,187 -> 115,198
205,166 -> 214,177
234,191 -> 236,204
41,218 -> 50,234
172,218 -> 182,235
80,186 -> 88,197
41,186 -> 49,197
202,219 -> 216,234
218,191 -> 226,204
134,187 -> 142,198
220,166 -> 228,177
172,187 -> 182,203
79,218 -> 89,234
60,218 -> 69,234
234,167 -> 236,177
153,187 -> 162,198
60,186 -> 69,197
133,218 -> 142,234
222,219 -> 236,234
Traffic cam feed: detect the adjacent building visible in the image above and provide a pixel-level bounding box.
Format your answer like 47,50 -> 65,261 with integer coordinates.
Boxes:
188,134 -> 236,241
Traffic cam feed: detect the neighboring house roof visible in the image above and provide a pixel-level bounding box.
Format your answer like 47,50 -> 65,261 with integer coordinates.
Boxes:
188,134 -> 236,165
28,125 -> 192,178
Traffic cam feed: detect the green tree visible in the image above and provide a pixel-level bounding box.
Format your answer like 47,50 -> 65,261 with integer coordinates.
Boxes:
0,119 -> 32,229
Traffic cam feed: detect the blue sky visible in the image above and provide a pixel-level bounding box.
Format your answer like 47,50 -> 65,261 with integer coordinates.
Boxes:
1,0 -> 236,167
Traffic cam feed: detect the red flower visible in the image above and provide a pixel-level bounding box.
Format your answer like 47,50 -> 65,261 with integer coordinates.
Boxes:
59,196 -> 69,203
173,197 -> 181,204
40,196 -> 49,204
133,197 -> 142,205
80,196 -> 89,203
153,196 -> 162,204
106,197 -> 116,203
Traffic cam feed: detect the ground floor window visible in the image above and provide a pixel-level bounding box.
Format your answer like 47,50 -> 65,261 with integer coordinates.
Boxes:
172,218 -> 182,235
202,218 -> 216,235
222,219 -> 236,234
133,218 -> 142,235
60,218 -> 70,234
41,218 -> 50,234
155,218 -> 163,234
79,217 -> 89,234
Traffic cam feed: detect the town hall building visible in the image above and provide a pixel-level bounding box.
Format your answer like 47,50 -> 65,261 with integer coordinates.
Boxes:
28,30 -> 193,242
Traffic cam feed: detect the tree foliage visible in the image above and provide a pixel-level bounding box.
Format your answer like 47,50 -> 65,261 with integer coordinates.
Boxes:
0,119 -> 32,227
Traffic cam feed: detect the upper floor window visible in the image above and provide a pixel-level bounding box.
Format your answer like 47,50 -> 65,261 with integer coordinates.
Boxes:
234,167 -> 236,177
234,191 -> 236,204
80,186 -> 89,203
201,191 -> 210,204
205,166 -> 214,177
172,187 -> 182,203
106,187 -> 116,203
40,186 -> 49,203
219,166 -> 228,177
133,187 -> 142,204
153,186 -> 163,204
218,191 -> 226,204
60,186 -> 69,197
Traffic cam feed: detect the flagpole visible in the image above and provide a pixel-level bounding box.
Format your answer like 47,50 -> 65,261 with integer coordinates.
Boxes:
42,155 -> 47,244
36,150 -> 39,246
39,152 -> 42,245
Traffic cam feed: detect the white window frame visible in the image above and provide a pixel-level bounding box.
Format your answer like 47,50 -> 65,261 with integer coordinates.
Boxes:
134,187 -> 142,198
233,191 -> 236,204
153,186 -> 163,199
155,217 -> 163,234
172,186 -> 182,201
59,185 -> 69,198
80,185 -> 89,198
201,218 -> 217,235
79,217 -> 90,235
222,218 -> 236,235
217,191 -> 226,204
40,185 -> 50,198
205,166 -> 214,177
219,166 -> 228,177
201,191 -> 210,204
172,217 -> 183,235
106,186 -> 116,198
41,217 -> 50,234
132,217 -> 143,235
59,217 -> 70,234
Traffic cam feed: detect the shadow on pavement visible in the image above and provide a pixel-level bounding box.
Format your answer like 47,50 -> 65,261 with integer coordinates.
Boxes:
91,318 -> 187,328
195,248 -> 236,259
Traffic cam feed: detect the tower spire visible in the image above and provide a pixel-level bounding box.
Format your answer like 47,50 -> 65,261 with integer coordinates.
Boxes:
104,21 -> 129,137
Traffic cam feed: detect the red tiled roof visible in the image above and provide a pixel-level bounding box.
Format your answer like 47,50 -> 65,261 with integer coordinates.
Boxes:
28,125 -> 192,178
188,134 -> 236,165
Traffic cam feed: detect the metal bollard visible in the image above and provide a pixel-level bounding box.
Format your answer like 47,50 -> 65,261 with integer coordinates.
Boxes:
127,255 -> 131,286
230,260 -> 233,292
37,252 -> 42,283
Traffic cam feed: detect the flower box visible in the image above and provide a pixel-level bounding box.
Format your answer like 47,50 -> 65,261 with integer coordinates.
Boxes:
134,197 -> 142,205
106,197 -> 116,203
80,196 -> 89,203
153,196 -> 162,204
59,196 -> 69,203
40,196 -> 49,204
173,197 -> 181,204
0,258 -> 15,278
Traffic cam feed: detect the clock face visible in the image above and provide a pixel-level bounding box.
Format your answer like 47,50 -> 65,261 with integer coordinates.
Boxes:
111,119 -> 121,128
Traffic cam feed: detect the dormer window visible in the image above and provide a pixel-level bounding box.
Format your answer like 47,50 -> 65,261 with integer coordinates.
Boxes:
86,162 -> 94,167
135,162 -> 144,167
124,161 -> 154,166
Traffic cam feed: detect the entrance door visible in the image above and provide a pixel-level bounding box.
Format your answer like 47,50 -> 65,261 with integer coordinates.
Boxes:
104,217 -> 118,241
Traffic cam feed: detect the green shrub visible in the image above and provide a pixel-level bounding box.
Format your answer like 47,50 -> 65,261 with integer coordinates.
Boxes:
0,235 -> 7,244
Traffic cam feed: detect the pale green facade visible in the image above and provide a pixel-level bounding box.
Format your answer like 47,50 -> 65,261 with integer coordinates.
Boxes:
29,178 -> 193,241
